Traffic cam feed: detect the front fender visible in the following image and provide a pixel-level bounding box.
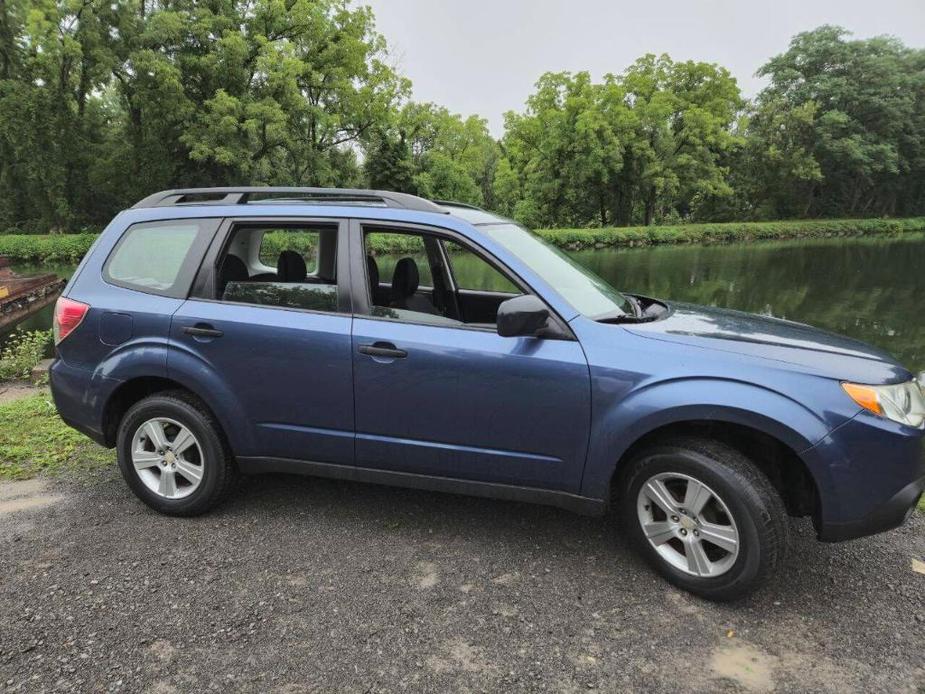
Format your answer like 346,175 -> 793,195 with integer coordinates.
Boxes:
580,377 -> 840,501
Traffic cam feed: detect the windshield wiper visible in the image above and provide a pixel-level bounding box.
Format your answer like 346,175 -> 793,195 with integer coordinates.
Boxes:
595,295 -> 666,324
594,307 -> 640,324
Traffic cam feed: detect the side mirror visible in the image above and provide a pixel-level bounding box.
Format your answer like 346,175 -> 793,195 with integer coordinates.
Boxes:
496,295 -> 550,338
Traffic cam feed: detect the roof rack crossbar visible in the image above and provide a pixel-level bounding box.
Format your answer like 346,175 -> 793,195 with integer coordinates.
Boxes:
132,187 -> 448,214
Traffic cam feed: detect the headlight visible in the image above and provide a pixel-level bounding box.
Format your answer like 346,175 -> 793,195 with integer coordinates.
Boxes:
842,377 -> 925,428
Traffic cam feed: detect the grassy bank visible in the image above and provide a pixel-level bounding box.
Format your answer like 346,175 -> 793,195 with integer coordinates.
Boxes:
2,218 -> 925,263
536,217 -> 925,249
0,233 -> 97,263
0,392 -> 109,480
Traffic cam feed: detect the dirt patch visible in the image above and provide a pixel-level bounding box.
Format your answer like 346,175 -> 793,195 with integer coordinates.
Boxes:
0,478 -> 63,515
413,561 -> 440,589
710,643 -> 777,692
0,381 -> 42,405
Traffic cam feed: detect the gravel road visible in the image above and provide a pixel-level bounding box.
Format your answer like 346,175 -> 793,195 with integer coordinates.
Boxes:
1,470 -> 923,693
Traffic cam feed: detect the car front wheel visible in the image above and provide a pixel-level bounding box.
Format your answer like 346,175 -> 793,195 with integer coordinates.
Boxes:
620,437 -> 790,601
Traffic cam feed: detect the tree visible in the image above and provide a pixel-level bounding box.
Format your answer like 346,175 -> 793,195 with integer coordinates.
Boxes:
364,130 -> 414,192
752,26 -> 925,217
0,0 -> 408,229
498,60 -> 742,228
399,103 -> 498,204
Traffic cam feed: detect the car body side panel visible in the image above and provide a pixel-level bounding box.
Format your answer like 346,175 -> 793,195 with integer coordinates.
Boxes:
571,317 -> 857,508
169,300 -> 355,463
351,317 -> 592,492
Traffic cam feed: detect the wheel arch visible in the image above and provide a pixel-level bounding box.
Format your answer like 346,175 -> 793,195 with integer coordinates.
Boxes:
101,375 -> 244,453
607,419 -> 821,522
582,378 -> 839,524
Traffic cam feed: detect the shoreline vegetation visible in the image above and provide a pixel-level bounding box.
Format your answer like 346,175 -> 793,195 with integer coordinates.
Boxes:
0,217 -> 925,263
0,217 -> 924,263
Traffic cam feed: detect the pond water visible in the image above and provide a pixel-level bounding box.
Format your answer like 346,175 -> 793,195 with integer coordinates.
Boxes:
3,235 -> 923,372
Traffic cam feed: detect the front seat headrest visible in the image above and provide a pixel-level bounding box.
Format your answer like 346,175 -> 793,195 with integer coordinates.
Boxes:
218,254 -> 248,296
390,257 -> 419,300
277,250 -> 307,283
366,255 -> 380,297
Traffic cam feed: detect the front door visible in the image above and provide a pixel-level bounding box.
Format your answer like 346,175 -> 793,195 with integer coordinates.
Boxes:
350,221 -> 591,493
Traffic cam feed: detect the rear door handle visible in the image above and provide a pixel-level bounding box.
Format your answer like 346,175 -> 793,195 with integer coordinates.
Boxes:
183,325 -> 224,338
358,342 -> 407,359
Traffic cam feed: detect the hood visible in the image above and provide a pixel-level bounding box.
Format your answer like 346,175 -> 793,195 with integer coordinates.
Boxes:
624,302 -> 912,384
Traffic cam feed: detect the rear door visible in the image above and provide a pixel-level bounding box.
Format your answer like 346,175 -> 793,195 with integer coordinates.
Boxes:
169,218 -> 355,464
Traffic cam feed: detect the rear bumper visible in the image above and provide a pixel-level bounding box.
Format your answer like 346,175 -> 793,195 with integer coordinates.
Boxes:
49,357 -> 118,447
809,410 -> 925,542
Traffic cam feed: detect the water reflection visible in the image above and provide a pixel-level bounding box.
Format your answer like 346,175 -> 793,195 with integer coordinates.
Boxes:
569,235 -> 925,372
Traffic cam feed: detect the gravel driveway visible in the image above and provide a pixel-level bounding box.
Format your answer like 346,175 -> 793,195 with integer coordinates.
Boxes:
1,470 -> 923,693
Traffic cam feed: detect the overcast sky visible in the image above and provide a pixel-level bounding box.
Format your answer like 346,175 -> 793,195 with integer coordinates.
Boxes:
363,0 -> 925,136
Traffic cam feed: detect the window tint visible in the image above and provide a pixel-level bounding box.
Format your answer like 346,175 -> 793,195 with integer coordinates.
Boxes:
442,240 -> 519,293
222,282 -> 338,313
104,220 -> 209,297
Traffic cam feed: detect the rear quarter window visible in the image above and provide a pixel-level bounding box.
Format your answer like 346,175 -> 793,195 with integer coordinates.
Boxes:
103,219 -> 218,298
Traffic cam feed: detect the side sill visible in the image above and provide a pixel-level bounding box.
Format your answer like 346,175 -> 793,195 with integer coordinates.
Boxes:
236,456 -> 608,517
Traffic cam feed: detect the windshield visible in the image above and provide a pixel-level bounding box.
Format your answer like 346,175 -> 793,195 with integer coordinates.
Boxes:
480,224 -> 633,319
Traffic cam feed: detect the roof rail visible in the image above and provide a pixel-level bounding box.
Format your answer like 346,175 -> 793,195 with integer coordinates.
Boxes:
132,187 -> 448,214
433,199 -> 485,211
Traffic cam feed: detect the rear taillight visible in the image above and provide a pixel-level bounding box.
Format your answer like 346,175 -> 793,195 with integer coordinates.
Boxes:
53,297 -> 89,345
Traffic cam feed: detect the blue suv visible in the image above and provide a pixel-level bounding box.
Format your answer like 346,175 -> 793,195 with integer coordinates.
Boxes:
50,187 -> 925,600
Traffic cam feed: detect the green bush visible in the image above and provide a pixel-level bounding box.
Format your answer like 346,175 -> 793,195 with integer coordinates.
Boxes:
0,233 -> 98,262
0,329 -> 52,381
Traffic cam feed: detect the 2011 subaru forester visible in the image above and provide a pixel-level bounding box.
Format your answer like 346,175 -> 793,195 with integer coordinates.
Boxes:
50,187 -> 925,600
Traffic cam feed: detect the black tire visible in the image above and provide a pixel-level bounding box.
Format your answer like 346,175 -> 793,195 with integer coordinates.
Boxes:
619,437 -> 789,601
116,391 -> 238,516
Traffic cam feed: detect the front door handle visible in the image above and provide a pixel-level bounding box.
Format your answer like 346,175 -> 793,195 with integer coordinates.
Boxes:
358,342 -> 407,359
183,324 -> 224,338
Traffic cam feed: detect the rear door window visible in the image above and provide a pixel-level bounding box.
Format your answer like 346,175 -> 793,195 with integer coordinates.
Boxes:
217,223 -> 344,314
104,219 -> 218,298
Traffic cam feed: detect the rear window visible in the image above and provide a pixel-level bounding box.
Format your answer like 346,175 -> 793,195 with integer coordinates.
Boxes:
104,219 -> 216,297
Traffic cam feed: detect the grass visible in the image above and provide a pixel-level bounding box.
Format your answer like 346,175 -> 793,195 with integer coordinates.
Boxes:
2,218 -> 925,263
919,494 -> 925,513
0,392 -> 110,480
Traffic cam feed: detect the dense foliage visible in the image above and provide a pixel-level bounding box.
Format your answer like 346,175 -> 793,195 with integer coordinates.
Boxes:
0,329 -> 51,380
0,1 -> 922,231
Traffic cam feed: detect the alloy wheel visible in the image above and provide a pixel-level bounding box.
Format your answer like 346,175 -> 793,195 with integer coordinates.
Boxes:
131,417 -> 204,500
636,472 -> 740,578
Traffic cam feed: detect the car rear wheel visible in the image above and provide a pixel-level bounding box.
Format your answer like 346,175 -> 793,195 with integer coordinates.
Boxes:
620,437 -> 789,601
116,391 -> 237,516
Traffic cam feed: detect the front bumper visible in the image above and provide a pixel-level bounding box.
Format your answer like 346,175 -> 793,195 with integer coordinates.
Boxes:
818,475 -> 924,541
808,410 -> 925,542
